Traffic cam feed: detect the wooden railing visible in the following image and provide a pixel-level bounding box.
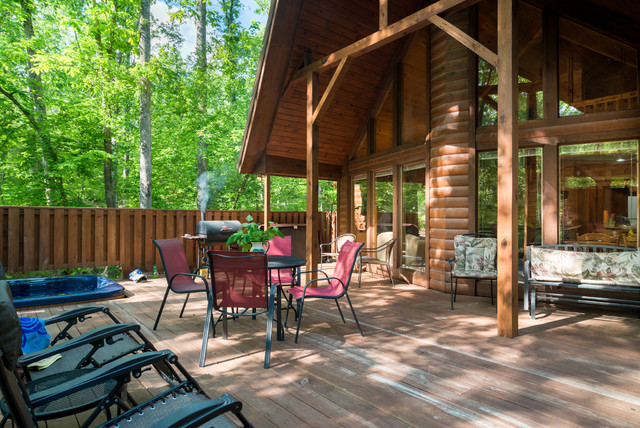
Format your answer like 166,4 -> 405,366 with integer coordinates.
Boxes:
0,207 -> 335,275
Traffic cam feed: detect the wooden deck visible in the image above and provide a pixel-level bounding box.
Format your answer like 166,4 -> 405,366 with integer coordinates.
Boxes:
17,270 -> 640,427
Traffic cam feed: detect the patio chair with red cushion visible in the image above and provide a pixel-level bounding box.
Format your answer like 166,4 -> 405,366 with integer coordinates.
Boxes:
203,251 -> 275,368
152,238 -> 209,331
286,240 -> 364,343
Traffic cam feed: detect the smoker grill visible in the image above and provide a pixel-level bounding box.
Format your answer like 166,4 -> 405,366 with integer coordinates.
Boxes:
196,220 -> 241,245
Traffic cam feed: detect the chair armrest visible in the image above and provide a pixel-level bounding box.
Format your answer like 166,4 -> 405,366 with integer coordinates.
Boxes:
44,306 -> 122,345
43,306 -> 112,325
170,272 -> 209,287
28,350 -> 175,407
148,394 -> 246,428
359,248 -> 380,256
17,323 -> 141,367
301,277 -> 344,295
298,269 -> 330,279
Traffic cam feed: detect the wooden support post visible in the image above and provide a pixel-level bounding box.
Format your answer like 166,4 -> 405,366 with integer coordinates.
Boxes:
497,0 -> 518,338
306,71 -> 319,276
542,144 -> 558,245
263,174 -> 271,228
379,0 -> 389,29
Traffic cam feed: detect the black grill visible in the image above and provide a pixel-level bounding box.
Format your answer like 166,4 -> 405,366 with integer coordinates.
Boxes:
196,220 -> 241,245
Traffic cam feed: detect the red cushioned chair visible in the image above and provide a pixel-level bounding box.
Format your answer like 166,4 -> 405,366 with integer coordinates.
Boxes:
286,241 -> 364,343
203,251 -> 275,368
152,238 -> 208,331
267,235 -> 295,286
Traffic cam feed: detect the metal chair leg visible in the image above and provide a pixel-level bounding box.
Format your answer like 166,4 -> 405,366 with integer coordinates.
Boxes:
199,304 -> 214,367
335,299 -> 345,323
153,288 -> 171,330
450,274 -> 455,310
179,293 -> 190,318
345,294 -> 364,337
387,262 -> 395,287
264,285 -> 276,369
294,299 -> 304,344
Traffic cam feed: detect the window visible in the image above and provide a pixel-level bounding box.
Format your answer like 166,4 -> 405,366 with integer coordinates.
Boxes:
559,19 -> 638,116
477,1 -> 543,126
374,170 -> 394,246
559,141 -> 638,243
478,148 -> 542,255
402,164 -> 426,269
353,177 -> 367,243
401,29 -> 428,145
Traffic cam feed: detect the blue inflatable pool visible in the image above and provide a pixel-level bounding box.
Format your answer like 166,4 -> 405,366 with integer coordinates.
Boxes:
9,275 -> 125,308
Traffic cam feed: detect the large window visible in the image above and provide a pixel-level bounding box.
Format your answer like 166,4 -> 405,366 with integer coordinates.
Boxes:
559,141 -> 638,244
477,1 -> 543,126
478,148 -> 542,255
401,29 -> 428,145
374,170 -> 394,246
402,164 -> 426,269
559,19 -> 638,116
353,177 -> 367,243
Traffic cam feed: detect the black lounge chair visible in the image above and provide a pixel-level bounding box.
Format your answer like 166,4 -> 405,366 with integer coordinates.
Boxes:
0,280 -> 251,428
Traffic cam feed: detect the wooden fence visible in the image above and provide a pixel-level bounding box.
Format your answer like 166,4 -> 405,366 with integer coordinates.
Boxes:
0,207 -> 335,276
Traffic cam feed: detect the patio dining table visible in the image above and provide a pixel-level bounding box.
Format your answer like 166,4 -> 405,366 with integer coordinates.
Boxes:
267,255 -> 306,341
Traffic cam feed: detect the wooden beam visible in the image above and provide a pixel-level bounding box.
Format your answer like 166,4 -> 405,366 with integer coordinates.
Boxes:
238,0 -> 305,175
263,174 -> 271,229
380,0 -> 389,29
260,155 -> 341,180
428,15 -> 497,68
306,71 -> 320,276
496,0 -> 518,338
347,33 -> 418,161
290,0 -> 469,83
312,56 -> 353,124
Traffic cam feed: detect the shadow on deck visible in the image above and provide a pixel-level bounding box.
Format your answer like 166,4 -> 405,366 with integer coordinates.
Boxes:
17,269 -> 640,427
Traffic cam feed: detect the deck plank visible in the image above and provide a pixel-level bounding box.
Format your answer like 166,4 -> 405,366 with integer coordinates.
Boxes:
12,271 -> 640,427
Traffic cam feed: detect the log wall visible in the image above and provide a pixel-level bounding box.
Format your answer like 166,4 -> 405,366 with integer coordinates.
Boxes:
0,207 -> 335,276
428,12 -> 472,292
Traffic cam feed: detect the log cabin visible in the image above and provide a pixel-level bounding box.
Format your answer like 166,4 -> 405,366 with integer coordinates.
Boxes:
238,0 -> 640,337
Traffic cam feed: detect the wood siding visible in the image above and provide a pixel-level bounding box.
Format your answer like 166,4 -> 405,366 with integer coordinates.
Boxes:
428,12 -> 472,292
0,207 -> 335,275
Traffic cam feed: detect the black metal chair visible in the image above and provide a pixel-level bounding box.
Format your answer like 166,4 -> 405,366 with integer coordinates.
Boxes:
0,280 -> 251,428
358,237 -> 397,287
152,238 -> 209,330
448,233 -> 497,310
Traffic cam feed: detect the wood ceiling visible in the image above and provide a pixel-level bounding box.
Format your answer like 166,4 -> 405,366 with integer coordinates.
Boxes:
239,0 -> 639,180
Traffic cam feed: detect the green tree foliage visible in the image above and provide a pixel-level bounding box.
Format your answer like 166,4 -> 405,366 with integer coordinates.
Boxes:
0,0 -> 316,212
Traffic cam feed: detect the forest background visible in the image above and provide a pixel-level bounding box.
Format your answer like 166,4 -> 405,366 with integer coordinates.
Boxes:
0,0 -> 337,213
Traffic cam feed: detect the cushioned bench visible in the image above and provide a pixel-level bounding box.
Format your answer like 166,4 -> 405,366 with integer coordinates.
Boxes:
525,244 -> 640,319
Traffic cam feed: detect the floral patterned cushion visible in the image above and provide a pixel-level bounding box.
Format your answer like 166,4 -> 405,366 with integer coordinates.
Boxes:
452,235 -> 497,278
529,247 -> 640,287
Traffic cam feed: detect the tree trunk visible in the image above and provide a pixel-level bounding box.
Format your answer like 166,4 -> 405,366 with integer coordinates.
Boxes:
195,0 -> 208,183
103,126 -> 117,207
19,0 -> 67,205
139,0 -> 152,208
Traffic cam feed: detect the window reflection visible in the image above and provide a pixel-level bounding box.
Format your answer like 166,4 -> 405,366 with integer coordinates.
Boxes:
402,164 -> 426,270
353,177 -> 367,243
559,19 -> 638,116
375,170 -> 394,247
559,141 -> 638,245
478,149 -> 542,256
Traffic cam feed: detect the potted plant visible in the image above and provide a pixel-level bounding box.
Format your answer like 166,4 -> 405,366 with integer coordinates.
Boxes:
225,215 -> 284,251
